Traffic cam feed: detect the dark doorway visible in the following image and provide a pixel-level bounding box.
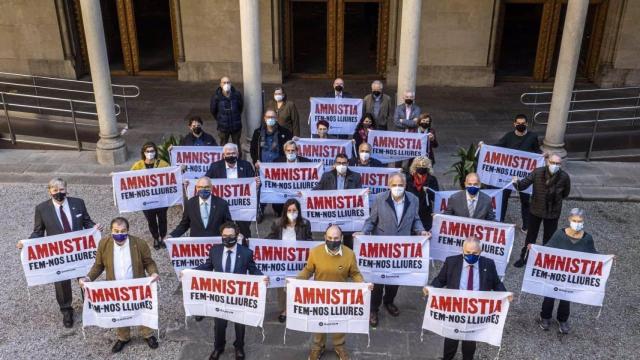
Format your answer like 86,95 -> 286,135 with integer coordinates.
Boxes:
291,1 -> 328,74
132,0 -> 175,72
342,2 -> 379,75
496,3 -> 543,77
100,0 -> 126,72
550,3 -> 599,79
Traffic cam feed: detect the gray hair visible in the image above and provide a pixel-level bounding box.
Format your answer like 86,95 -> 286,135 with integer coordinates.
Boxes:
371,80 -> 383,88
463,237 -> 482,252
48,178 -> 67,190
283,140 -> 298,150
569,208 -> 585,219
196,176 -> 212,186
388,172 -> 406,185
222,142 -> 238,153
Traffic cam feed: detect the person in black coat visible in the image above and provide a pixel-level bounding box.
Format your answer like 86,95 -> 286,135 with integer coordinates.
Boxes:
205,143 -> 258,238
323,78 -> 353,98
210,76 -> 243,149
274,140 -> 312,163
352,113 -> 376,149
192,221 -> 267,360
405,156 -> 439,230
349,142 -> 384,167
250,109 -> 293,167
425,237 -> 510,360
17,177 -> 102,328
168,176 -> 232,238
180,115 -> 218,146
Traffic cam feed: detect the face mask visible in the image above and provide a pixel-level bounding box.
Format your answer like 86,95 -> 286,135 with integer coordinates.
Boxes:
570,221 -> 584,232
515,124 -> 527,132
144,152 -> 156,160
359,152 -> 370,162
372,90 -> 381,97
548,164 -> 560,174
225,156 -> 237,164
420,122 -> 430,129
415,167 -> 428,175
112,233 -> 128,242
325,240 -> 341,251
286,153 -> 297,161
222,84 -> 231,92
222,236 -> 237,247
274,94 -> 284,102
362,123 -> 371,129
335,165 -> 347,174
52,192 -> 66,202
391,186 -> 405,198
466,185 -> 480,196
405,99 -> 413,105
266,118 -> 277,127
464,254 -> 480,264
198,189 -> 211,200
334,85 -> 343,92
287,211 -> 298,222
192,127 -> 202,135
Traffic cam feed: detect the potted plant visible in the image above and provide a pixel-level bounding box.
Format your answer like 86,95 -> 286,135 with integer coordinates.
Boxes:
156,134 -> 183,164
445,143 -> 478,189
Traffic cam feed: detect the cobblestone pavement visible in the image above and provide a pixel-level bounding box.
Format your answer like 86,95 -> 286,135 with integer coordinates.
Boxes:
0,183 -> 638,359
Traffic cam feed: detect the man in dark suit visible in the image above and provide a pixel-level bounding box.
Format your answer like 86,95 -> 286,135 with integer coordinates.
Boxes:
425,237 -> 510,360
17,177 -> 102,328
274,140 -> 312,163
323,78 -> 352,98
191,221 -> 267,360
444,173 -> 496,221
205,143 -> 259,238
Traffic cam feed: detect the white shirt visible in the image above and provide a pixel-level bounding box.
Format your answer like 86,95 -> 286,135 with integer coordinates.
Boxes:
113,238 -> 133,280
393,196 -> 405,224
225,162 -> 238,179
325,244 -> 343,256
222,244 -> 238,272
52,199 -> 72,230
282,226 -> 297,241
405,105 -> 412,120
459,262 -> 480,291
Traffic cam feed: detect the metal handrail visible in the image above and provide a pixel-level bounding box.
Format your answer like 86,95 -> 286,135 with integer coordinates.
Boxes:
520,86 -> 640,105
0,71 -> 140,97
0,91 -> 121,151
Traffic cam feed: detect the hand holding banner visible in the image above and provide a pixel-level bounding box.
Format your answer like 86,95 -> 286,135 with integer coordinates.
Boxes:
477,144 -> 544,194
182,269 -> 267,327
259,162 -> 324,204
422,287 -> 511,347
521,245 -> 613,306
20,228 -> 101,286
249,239 -> 324,288
367,130 -> 428,164
165,237 -> 221,277
83,277 -> 158,330
286,279 -> 370,334
170,145 -> 224,179
309,97 -> 363,135
300,188 -> 369,232
112,166 -> 183,213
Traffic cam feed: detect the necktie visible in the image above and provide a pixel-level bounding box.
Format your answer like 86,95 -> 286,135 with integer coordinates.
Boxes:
59,205 -> 71,233
468,199 -> 476,217
201,202 -> 209,228
225,250 -> 232,273
467,265 -> 474,290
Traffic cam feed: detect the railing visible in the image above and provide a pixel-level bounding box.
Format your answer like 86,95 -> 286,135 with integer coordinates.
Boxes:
0,71 -> 140,129
0,91 -> 121,151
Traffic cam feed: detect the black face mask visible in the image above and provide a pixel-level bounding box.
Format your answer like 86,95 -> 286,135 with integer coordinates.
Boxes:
405,99 -> 413,105
334,85 -> 343,92
372,91 -> 381,97
420,122 -> 430,129
225,156 -> 238,164
325,240 -> 341,251
415,167 -> 429,175
192,127 -> 203,135
52,192 -> 66,202
515,124 -> 527,132
222,236 -> 237,248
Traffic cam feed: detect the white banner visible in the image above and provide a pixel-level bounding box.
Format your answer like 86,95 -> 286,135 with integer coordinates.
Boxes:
296,138 -> 354,171
112,166 -> 183,213
181,269 -> 267,327
309,97 -> 363,135
477,145 -> 544,194
286,279 -> 370,334
170,145 -> 224,179
521,245 -> 613,306
186,178 -> 257,221
350,166 -> 401,206
433,189 -> 503,223
259,162 -> 324,204
165,237 -> 221,277
249,239 -> 324,288
20,228 -> 101,286
83,277 -> 158,330
430,214 -> 515,277
422,287 -> 511,347
367,130 -> 428,164
301,188 -> 369,232
354,235 -> 429,286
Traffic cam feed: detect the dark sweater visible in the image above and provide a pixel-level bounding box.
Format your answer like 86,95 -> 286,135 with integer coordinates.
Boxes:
515,167 -> 571,219
546,229 -> 597,254
495,131 -> 541,153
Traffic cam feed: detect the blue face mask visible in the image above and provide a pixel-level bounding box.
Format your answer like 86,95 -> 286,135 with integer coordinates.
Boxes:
113,233 -> 128,242
464,254 -> 480,264
466,185 -> 480,196
198,189 -> 212,200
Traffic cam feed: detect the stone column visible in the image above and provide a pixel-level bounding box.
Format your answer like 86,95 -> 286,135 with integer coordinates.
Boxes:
239,0 -> 263,143
79,0 -> 127,165
543,0 -> 589,157
396,0 -> 422,105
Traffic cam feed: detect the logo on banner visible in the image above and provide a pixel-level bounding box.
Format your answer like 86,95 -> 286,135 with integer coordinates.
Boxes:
170,146 -> 224,179
367,130 -> 428,164
477,145 -> 544,194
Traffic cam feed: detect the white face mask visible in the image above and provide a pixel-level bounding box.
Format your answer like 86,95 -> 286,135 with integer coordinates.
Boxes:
266,118 -> 277,127
286,153 -> 297,161
570,221 -> 584,232
391,186 -> 405,198
144,152 -> 155,160
359,152 -> 370,162
222,83 -> 231,92
335,165 -> 347,175
274,94 -> 284,102
287,211 -> 298,222
548,164 -> 560,174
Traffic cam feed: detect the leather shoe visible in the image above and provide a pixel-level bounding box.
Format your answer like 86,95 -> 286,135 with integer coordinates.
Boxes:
153,238 -> 160,250
111,339 -> 130,353
209,349 -> 224,360
384,303 -> 400,317
278,314 -> 286,323
145,336 -> 159,349
195,316 -> 204,322
235,347 -> 246,359
369,311 -> 379,327
160,240 -> 167,249
63,311 -> 74,328
513,259 -> 526,268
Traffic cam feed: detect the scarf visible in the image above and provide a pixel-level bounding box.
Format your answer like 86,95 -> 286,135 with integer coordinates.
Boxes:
412,173 -> 428,192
